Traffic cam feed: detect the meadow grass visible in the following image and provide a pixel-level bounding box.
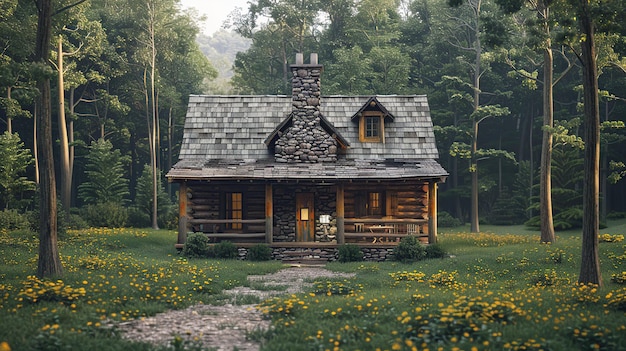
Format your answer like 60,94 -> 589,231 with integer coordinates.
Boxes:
0,222 -> 625,351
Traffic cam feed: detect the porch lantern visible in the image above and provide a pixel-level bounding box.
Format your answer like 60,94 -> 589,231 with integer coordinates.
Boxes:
300,208 -> 309,221
319,215 -> 331,224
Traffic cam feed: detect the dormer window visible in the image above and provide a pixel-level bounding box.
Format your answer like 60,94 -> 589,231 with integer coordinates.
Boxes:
360,111 -> 384,143
352,98 -> 394,144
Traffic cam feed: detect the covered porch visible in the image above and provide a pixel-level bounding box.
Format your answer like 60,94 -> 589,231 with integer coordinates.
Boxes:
174,178 -> 440,249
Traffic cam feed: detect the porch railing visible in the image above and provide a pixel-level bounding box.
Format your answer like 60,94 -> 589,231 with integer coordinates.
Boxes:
185,217 -> 429,244
188,218 -> 267,242
344,218 -> 429,244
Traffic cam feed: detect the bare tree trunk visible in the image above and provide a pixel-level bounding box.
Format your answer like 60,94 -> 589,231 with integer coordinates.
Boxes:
470,5 -> 481,233
6,88 -> 12,134
539,38 -> 556,243
167,107 -> 173,197
57,36 -> 72,218
35,0 -> 63,278
150,12 -> 159,230
69,89 -> 75,193
144,0 -> 159,230
528,106 -> 534,219
470,119 -> 479,233
33,109 -> 39,185
578,3 -> 601,286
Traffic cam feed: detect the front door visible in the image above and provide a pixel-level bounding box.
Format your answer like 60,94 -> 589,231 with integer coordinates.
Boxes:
296,193 -> 315,242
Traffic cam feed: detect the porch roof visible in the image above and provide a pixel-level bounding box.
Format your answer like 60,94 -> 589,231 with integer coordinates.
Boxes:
167,158 -> 448,181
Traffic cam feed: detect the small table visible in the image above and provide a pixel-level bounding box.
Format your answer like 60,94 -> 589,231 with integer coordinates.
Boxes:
368,225 -> 394,233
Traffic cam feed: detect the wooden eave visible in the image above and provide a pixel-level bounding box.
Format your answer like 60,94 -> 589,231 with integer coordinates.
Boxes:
350,97 -> 395,122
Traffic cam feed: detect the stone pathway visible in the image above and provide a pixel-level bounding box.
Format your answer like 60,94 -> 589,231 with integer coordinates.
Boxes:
114,266 -> 356,350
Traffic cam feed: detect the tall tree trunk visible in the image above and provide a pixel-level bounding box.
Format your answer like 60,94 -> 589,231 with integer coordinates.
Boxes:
539,31 -> 556,242
69,88 -> 75,195
35,0 -> 63,278
167,107 -> 173,198
600,100 -> 608,223
470,119 -> 479,233
578,2 -> 601,286
33,109 -> 39,184
57,36 -> 72,217
147,0 -> 159,230
6,88 -> 12,134
528,106 -> 534,219
470,5 -> 481,233
150,36 -> 159,231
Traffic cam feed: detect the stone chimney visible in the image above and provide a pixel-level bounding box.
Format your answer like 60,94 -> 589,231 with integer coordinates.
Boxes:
275,53 -> 337,163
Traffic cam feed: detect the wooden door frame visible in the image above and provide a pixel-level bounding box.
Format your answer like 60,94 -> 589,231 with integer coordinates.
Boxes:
296,193 -> 315,242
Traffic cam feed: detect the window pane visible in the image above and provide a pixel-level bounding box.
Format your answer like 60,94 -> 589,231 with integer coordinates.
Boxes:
228,192 -> 242,229
368,192 -> 381,215
366,116 -> 379,137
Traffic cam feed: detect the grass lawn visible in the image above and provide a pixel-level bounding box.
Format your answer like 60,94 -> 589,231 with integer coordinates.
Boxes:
0,222 -> 625,351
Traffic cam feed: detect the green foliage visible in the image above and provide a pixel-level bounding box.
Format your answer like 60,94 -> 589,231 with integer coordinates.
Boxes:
489,188 -> 527,225
80,202 -> 128,228
182,233 -> 211,258
526,147 -> 584,230
425,243 -> 447,259
337,244 -> 364,262
325,46 -> 373,95
77,139 -> 129,206
608,161 -> 626,184
568,324 -> 620,351
213,240 -> 238,259
0,208 -> 30,230
311,280 -> 361,296
133,164 -> 174,228
510,161 -> 535,222
0,132 -> 35,209
530,269 -> 559,286
247,244 -> 273,261
66,212 -> 89,230
437,211 -> 462,227
393,235 -> 426,262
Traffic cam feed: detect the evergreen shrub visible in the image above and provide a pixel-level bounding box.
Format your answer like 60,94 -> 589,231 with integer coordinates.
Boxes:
425,243 -> 447,259
66,212 -> 89,230
247,244 -> 273,261
437,211 -> 461,227
0,209 -> 30,230
182,233 -> 210,258
393,235 -> 426,262
338,244 -> 363,262
213,240 -> 238,259
81,202 -> 128,228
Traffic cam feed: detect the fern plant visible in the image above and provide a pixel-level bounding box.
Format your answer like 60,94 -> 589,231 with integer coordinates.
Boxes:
0,132 -> 35,209
77,139 -> 129,205
525,147 -> 583,230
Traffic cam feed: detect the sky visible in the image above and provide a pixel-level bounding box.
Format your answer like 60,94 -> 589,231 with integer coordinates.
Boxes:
180,0 -> 250,36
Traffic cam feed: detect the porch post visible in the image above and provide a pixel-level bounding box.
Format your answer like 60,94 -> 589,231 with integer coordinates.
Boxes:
178,181 -> 188,246
336,183 -> 345,244
265,183 -> 274,244
428,181 -> 438,244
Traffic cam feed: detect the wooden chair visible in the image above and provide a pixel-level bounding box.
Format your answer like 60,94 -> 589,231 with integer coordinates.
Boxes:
406,223 -> 419,235
355,223 -> 365,232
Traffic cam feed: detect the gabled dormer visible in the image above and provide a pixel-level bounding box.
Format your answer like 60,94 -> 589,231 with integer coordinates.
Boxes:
351,97 -> 395,143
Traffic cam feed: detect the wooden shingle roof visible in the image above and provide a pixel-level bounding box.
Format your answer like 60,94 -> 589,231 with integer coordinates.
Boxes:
168,94 -> 448,181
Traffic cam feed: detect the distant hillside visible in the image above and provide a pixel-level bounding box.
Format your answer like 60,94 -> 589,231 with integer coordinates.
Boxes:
197,30 -> 251,94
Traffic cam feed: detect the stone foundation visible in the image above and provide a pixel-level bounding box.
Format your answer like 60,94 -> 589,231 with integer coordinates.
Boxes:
236,246 -> 396,262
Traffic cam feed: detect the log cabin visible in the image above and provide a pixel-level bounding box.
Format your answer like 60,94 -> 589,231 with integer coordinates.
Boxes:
166,53 -> 448,261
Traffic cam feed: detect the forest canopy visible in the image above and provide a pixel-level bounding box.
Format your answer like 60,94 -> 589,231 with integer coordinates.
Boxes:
0,0 -> 625,232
